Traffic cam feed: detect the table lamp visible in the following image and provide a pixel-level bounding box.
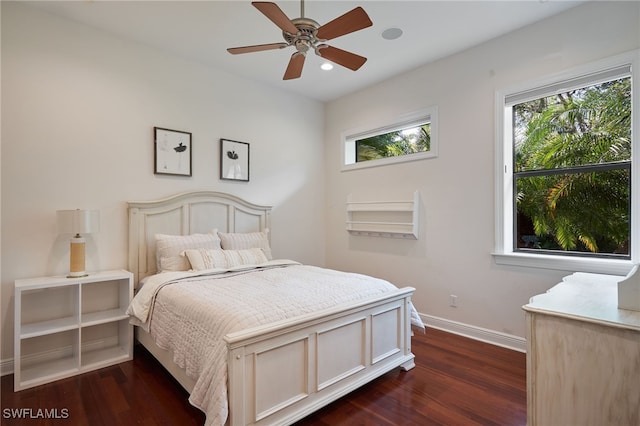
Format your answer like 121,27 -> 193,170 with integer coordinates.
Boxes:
57,209 -> 100,278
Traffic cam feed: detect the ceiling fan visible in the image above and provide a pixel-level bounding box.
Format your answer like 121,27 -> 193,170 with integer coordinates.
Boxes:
227,1 -> 373,80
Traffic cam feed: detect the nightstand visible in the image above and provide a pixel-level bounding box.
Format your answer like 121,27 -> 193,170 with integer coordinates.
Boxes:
14,270 -> 133,391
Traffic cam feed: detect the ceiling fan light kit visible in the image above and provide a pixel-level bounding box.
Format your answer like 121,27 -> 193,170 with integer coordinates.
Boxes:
227,1 -> 373,80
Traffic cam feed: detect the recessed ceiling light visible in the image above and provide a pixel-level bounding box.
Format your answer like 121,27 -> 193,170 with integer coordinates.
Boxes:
320,62 -> 334,71
381,27 -> 403,41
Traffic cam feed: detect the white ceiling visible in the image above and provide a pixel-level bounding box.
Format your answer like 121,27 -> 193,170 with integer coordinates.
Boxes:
25,0 -> 583,102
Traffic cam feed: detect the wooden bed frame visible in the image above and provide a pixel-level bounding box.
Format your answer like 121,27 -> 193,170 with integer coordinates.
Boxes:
128,191 -> 417,425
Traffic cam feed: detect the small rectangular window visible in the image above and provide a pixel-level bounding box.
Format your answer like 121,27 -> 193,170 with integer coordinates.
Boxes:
343,107 -> 438,170
354,122 -> 431,162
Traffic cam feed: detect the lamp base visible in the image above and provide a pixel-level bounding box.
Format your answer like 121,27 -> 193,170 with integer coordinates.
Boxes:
69,235 -> 87,278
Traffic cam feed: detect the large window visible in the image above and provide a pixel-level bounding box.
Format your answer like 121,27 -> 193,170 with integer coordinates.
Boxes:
495,52 -> 638,274
343,107 -> 438,170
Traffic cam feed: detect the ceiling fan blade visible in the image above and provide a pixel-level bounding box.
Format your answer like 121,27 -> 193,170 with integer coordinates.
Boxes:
283,52 -> 305,80
252,2 -> 299,35
227,42 -> 289,54
316,7 -> 372,41
316,45 -> 367,71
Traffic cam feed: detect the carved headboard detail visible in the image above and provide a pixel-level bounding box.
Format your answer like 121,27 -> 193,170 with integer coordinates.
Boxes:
128,191 -> 271,284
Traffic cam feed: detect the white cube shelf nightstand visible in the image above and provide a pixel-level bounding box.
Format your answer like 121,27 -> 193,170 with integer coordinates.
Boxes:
14,270 -> 133,391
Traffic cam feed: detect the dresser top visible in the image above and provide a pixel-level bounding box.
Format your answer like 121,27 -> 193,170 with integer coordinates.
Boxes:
523,272 -> 640,331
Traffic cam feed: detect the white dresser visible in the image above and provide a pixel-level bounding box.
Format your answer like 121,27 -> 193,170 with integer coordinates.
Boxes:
523,272 -> 640,426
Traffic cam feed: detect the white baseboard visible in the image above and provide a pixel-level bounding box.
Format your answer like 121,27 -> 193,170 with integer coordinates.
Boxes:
421,314 -> 527,353
1,358 -> 14,377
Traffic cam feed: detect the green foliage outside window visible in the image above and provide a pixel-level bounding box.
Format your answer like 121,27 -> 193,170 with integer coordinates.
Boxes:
356,124 -> 431,162
514,77 -> 631,255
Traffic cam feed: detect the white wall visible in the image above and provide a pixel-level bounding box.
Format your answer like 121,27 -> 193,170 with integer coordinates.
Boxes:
0,3 -> 325,363
3,1 -> 638,369
324,1 -> 640,341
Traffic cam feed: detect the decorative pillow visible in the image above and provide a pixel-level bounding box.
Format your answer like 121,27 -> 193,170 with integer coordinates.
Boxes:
155,232 -> 221,272
184,248 -> 268,271
218,229 -> 272,260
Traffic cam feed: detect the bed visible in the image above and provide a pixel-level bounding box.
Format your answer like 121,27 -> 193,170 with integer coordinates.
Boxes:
127,191 -> 423,426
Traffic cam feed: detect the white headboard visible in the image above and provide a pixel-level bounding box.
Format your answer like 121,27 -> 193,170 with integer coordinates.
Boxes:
128,191 -> 271,284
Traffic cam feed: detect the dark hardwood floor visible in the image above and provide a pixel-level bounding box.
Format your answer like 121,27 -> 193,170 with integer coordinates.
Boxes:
1,328 -> 526,425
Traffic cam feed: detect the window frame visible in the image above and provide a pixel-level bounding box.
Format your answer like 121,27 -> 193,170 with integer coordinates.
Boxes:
493,50 -> 640,275
341,106 -> 438,171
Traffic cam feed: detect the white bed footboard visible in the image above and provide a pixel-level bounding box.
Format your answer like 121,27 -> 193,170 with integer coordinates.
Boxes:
225,288 -> 416,426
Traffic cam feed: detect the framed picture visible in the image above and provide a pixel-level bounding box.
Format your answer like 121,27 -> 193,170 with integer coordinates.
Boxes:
220,139 -> 250,182
154,127 -> 192,176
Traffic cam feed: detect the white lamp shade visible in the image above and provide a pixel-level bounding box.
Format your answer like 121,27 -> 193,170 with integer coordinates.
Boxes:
57,209 -> 100,235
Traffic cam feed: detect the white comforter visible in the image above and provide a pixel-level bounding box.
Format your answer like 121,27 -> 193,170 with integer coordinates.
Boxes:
127,261 -> 424,426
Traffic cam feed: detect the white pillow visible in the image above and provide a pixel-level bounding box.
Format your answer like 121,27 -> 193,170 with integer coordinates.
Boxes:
184,248 -> 268,271
218,229 -> 272,260
155,232 -> 221,272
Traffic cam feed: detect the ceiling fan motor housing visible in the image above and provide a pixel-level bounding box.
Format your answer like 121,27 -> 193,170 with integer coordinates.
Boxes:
284,17 -> 322,54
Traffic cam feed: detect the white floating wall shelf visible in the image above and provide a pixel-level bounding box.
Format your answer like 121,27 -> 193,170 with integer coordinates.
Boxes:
346,191 -> 419,239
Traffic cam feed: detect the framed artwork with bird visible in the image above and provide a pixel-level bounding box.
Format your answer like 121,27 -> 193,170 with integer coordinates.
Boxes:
220,138 -> 250,182
154,127 -> 192,177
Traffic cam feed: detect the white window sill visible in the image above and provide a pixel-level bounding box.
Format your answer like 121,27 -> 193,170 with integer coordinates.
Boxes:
342,151 -> 436,171
492,252 -> 634,276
